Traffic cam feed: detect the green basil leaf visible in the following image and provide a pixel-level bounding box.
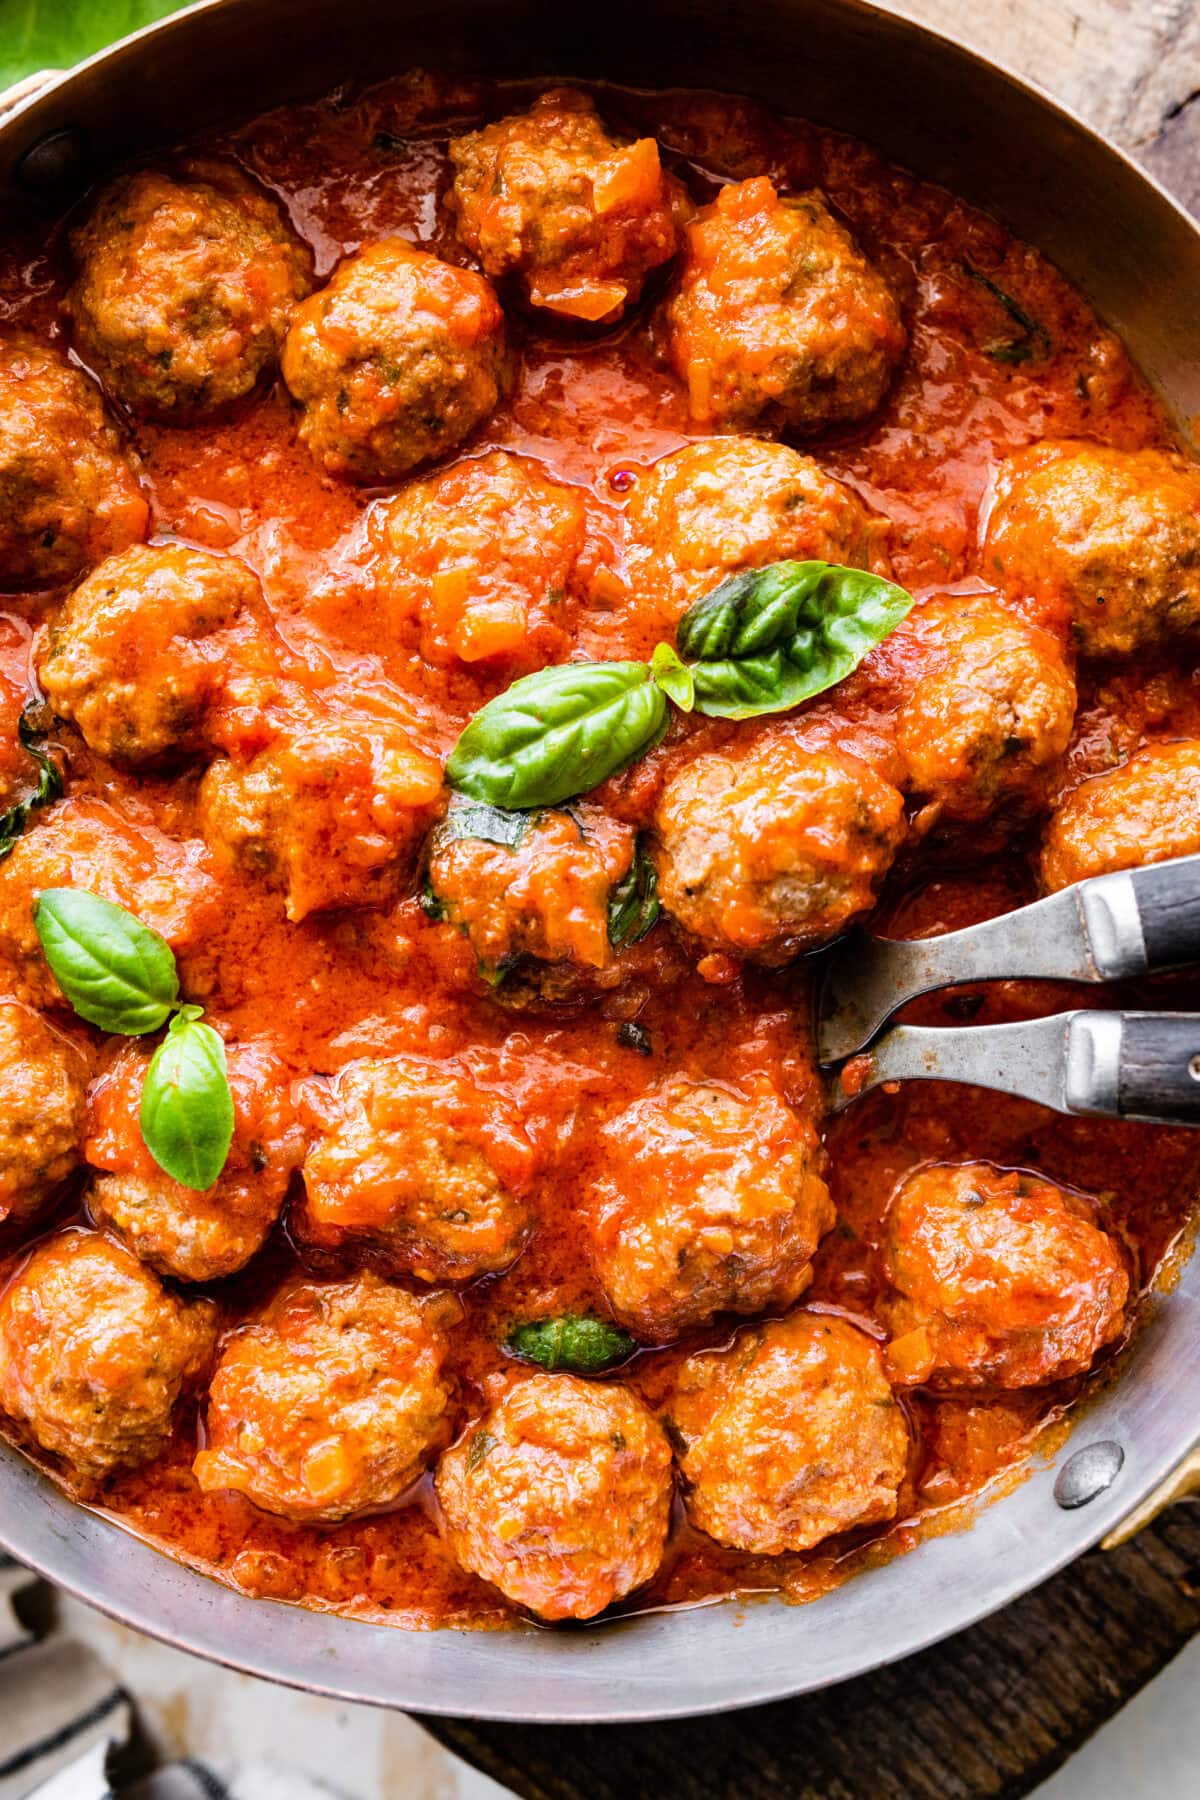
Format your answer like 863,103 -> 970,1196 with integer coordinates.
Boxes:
445,661 -> 667,808
506,1314 -> 637,1374
676,560 -> 914,720
607,836 -> 659,949
650,641 -> 695,712
0,705 -> 64,864
433,798 -> 532,851
962,262 -> 1050,364
139,1014 -> 234,1190
33,888 -> 179,1033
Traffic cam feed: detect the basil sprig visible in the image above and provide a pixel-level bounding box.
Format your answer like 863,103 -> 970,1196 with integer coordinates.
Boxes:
0,705 -> 64,863
33,889 -> 234,1191
444,562 -> 912,806
506,1314 -> 637,1374
607,836 -> 659,949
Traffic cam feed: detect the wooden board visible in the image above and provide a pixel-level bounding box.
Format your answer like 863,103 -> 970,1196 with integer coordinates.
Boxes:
422,5 -> 1200,1792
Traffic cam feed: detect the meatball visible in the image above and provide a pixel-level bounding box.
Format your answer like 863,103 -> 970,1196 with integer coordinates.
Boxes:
587,1077 -> 834,1342
0,1230 -> 215,1485
66,165 -> 312,421
667,1311 -> 909,1553
0,1002 -> 87,1227
435,1373 -> 672,1620
38,543 -> 279,766
0,334 -> 147,591
448,88 -> 684,325
882,1162 -> 1129,1389
426,801 -> 637,986
985,442 -> 1200,659
281,238 -> 509,484
299,1055 -> 537,1282
193,1275 -> 458,1523
664,177 -> 906,433
654,737 -> 905,964
0,797 -> 220,1010
370,450 -> 586,669
198,707 -> 442,921
626,437 -> 887,620
85,1039 -> 302,1282
1041,742 -> 1200,891
895,595 -> 1076,826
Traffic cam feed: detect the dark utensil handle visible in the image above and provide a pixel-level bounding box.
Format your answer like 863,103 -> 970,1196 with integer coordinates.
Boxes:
1118,1013 -> 1200,1123
1131,858 -> 1200,971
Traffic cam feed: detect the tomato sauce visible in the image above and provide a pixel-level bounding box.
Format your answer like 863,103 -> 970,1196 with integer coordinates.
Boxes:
1,70 -> 1198,1631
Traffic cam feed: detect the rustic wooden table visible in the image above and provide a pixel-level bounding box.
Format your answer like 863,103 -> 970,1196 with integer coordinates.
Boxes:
422,5 -> 1200,1794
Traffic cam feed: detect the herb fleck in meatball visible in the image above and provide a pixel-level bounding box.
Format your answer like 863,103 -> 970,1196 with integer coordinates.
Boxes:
1041,742 -> 1200,891
194,1275 -> 458,1523
448,87 -> 684,324
667,1311 -> 909,1553
588,1077 -> 833,1342
86,1039 -> 302,1282
370,450 -> 586,668
299,1055 -> 537,1282
38,542 -> 279,766
0,1230 -> 215,1486
626,437 -> 887,621
0,798 -> 220,1011
281,238 -> 509,484
654,737 -> 905,964
985,442 -> 1200,659
198,707 -> 442,921
882,1162 -> 1129,1389
65,165 -> 312,421
665,177 -> 906,433
0,1002 -> 87,1227
426,800 -> 637,986
896,595 -> 1076,826
435,1372 -> 672,1620
0,335 -> 147,591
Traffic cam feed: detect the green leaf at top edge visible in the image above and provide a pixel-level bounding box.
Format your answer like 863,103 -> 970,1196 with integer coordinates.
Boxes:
33,888 -> 179,1034
139,1014 -> 234,1191
505,1314 -> 637,1374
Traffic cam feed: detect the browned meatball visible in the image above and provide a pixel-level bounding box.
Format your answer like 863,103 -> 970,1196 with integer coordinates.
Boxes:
435,1373 -> 673,1620
1041,742 -> 1200,891
985,442 -> 1200,659
426,801 -> 638,989
194,1275 -> 458,1523
85,1039 -> 302,1282
0,335 -> 147,591
66,165 -> 312,421
0,1002 -> 87,1227
882,1162 -> 1129,1389
626,437 -> 887,623
0,797 -> 221,1011
665,177 -> 906,433
895,595 -> 1076,826
299,1055 -> 537,1282
654,737 -> 906,964
448,88 -> 684,324
38,543 -> 279,765
0,1230 -> 215,1485
587,1077 -> 833,1342
667,1311 -> 909,1553
198,705 -> 442,921
369,449 -> 586,670
281,238 -> 509,483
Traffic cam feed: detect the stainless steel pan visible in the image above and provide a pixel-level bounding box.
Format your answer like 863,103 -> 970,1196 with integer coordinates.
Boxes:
3,0 -> 1200,1723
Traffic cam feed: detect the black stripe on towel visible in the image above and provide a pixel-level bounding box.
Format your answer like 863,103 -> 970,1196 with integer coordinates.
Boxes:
0,1683 -> 127,1779
181,1759 -> 234,1800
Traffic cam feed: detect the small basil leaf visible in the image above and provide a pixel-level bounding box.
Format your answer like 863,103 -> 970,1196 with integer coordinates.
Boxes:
650,641 -> 695,712
0,705 -> 64,864
33,888 -> 179,1033
962,262 -> 1050,364
677,560 -> 914,721
445,661 -> 667,809
506,1314 -> 637,1373
433,798 -> 531,851
139,1014 -> 234,1191
607,836 -> 659,949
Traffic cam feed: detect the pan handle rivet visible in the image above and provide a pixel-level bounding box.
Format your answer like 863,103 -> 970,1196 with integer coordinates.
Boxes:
1054,1440 -> 1125,1509
17,126 -> 86,193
